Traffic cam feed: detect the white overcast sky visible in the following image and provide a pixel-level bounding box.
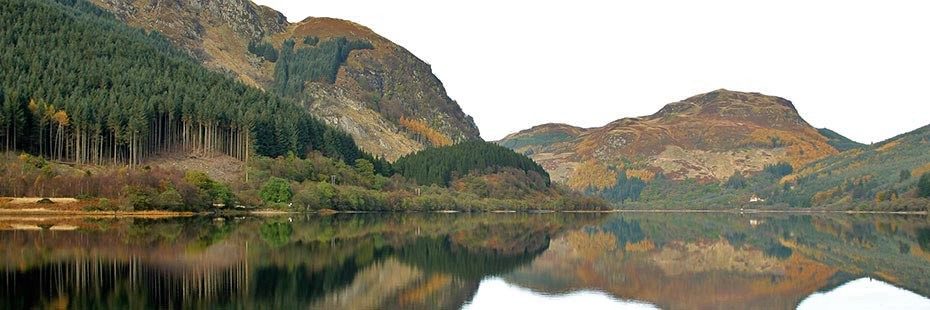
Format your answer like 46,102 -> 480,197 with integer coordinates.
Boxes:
253,0 -> 930,144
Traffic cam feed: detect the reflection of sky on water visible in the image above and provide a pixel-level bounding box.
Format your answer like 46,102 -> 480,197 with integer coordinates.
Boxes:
469,277 -> 930,310
463,277 -> 659,310
798,278 -> 930,310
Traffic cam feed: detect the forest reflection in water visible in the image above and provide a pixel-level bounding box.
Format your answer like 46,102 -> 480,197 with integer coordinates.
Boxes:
1,212 -> 929,309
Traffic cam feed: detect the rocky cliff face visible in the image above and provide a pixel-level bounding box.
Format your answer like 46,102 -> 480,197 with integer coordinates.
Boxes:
282,18 -> 480,159
91,0 -> 480,160
499,89 -> 839,189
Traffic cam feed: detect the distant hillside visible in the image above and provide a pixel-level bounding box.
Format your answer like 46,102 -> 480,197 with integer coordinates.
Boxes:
773,124 -> 930,209
817,128 -> 864,151
90,0 -> 481,160
498,123 -> 585,151
499,89 -> 840,193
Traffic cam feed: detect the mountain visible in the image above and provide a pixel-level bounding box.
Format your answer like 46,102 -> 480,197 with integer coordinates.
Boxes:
499,89 -> 841,190
775,124 -> 930,208
90,0 -> 480,160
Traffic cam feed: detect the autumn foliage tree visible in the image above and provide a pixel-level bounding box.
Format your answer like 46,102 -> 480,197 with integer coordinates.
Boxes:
399,117 -> 452,146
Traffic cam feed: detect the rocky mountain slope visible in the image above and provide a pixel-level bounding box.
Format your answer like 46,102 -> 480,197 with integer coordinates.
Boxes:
91,0 -> 480,160
499,89 -> 841,190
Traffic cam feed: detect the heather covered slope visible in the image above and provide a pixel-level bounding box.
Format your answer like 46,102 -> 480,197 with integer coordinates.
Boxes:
499,89 -> 840,191
90,0 -> 481,160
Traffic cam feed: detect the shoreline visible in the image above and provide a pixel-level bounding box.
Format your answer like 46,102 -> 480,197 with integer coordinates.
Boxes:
0,209 -> 196,217
0,208 -> 925,217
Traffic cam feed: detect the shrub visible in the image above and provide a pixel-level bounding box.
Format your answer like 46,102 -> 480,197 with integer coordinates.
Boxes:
124,186 -> 155,210
918,172 -> 930,198
184,171 -> 235,207
302,36 -> 319,46
260,177 -> 293,204
725,171 -> 748,189
84,198 -> 118,212
294,181 -> 336,210
247,41 -> 278,62
763,162 -> 793,178
153,188 -> 184,209
97,198 -> 112,210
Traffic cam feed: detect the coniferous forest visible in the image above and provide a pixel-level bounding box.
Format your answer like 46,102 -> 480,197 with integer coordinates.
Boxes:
393,141 -> 550,186
0,0 -> 387,172
273,37 -> 373,98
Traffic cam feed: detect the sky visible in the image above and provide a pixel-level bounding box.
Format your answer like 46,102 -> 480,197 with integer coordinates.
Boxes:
252,0 -> 930,144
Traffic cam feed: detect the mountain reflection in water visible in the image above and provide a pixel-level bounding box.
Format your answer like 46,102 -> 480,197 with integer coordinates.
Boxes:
1,213 -> 929,309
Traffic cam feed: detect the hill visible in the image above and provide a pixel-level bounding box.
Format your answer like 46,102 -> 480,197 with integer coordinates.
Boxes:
499,89 -> 841,192
90,0 -> 481,160
773,124 -> 930,209
394,141 -> 550,187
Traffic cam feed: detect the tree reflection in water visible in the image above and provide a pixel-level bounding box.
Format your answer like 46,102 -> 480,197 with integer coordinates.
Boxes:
1,213 -> 929,309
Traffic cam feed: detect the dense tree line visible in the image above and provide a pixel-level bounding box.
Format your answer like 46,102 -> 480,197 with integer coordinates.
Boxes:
763,162 -> 793,178
302,36 -> 319,46
247,41 -> 278,62
594,170 -> 646,203
0,0 -> 387,174
393,141 -> 550,186
273,37 -> 373,98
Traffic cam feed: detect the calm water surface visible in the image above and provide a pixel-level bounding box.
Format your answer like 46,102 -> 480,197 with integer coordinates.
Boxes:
2,213 -> 930,309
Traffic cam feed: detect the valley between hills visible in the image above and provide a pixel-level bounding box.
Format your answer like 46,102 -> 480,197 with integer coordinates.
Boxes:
1,0 -> 929,213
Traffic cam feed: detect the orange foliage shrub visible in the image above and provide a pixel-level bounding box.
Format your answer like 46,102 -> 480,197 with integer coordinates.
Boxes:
876,140 -> 901,152
399,117 -> 452,146
911,162 -> 930,178
627,169 -> 655,182
811,188 -> 838,205
624,239 -> 656,252
746,128 -> 836,167
567,160 -> 617,191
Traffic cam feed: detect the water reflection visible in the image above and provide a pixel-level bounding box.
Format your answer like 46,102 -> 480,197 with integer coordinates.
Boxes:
797,278 -> 930,310
464,277 -> 659,310
1,213 -> 929,309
